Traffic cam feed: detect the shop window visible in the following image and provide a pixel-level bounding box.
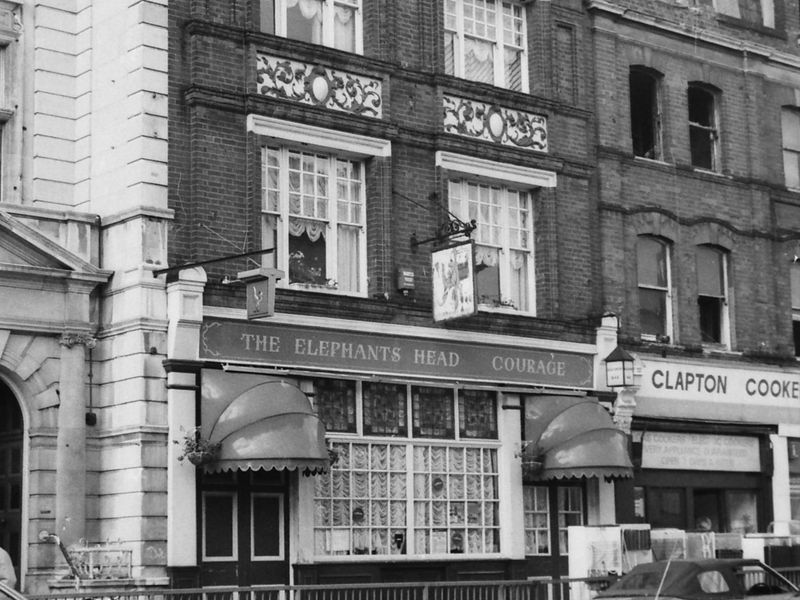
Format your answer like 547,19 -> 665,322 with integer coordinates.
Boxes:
726,490 -> 757,534
443,0 -> 528,92
259,0 -> 362,53
696,245 -> 730,346
448,180 -> 534,312
313,379 -> 500,557
252,493 -> 284,559
781,108 -> 800,190
202,492 -> 238,560
629,67 -> 663,160
791,265 -> 800,357
262,146 -> 366,295
459,389 -> 498,439
637,236 -> 672,343
688,84 -> 719,171
714,0 -> 775,27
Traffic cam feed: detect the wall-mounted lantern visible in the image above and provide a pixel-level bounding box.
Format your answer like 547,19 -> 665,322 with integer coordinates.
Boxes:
604,346 -> 634,388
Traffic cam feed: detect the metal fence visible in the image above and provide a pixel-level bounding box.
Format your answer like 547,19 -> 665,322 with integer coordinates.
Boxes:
26,577 -> 615,600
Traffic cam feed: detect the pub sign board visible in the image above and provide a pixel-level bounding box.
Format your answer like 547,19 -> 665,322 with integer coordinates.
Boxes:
199,318 -> 595,388
432,240 -> 477,322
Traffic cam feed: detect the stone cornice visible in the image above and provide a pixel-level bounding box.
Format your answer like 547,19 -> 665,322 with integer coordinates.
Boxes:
586,0 -> 800,71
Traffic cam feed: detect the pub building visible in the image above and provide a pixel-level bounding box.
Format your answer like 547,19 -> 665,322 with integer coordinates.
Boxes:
615,353 -> 800,545
164,271 -> 633,585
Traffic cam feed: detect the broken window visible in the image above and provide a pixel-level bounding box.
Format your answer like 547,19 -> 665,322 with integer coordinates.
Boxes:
688,84 -> 719,171
629,68 -> 662,160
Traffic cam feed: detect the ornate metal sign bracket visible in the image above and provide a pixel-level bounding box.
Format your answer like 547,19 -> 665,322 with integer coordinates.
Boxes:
411,218 -> 477,252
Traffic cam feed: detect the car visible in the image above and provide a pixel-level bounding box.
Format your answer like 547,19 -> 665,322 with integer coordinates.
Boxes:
597,558 -> 798,600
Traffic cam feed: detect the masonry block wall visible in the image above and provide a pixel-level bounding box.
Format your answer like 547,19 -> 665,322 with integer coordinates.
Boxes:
168,0 -> 603,344
591,2 -> 800,359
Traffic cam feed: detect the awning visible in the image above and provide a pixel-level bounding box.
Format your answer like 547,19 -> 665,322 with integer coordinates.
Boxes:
522,395 -> 633,481
201,370 -> 329,474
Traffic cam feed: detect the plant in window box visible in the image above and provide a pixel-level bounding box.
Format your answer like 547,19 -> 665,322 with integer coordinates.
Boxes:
174,427 -> 221,466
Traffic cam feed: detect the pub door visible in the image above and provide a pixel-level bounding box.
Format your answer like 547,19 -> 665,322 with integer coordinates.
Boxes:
0,380 -> 22,589
200,470 -> 289,586
523,484 -> 585,583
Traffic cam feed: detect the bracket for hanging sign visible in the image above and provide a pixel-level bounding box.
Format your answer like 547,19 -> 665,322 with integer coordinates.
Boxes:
410,217 -> 477,252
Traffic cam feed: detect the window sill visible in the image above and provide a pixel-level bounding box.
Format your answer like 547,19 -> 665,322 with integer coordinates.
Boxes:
310,552 -> 506,562
478,305 -> 535,317
691,167 -> 731,179
632,156 -> 670,167
285,283 -> 366,298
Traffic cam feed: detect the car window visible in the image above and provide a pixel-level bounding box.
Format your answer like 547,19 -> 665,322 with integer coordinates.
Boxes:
699,571 -> 730,593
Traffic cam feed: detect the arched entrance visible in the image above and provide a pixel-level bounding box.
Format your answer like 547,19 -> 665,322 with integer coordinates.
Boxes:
0,379 -> 22,587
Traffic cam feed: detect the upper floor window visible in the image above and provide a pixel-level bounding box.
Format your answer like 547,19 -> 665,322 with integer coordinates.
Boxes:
696,245 -> 730,346
791,264 -> 800,357
637,236 -> 672,343
262,146 -> 366,294
443,0 -> 528,92
260,0 -> 362,53
782,108 -> 800,190
714,0 -> 774,28
629,67 -> 663,160
448,179 -> 535,313
688,84 -> 719,171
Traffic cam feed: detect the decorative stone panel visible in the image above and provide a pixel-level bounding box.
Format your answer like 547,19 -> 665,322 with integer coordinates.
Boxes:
443,95 -> 548,152
256,54 -> 382,118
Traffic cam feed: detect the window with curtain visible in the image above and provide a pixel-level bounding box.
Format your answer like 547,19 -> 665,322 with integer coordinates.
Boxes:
696,245 -> 729,346
688,84 -> 719,171
782,108 -> 800,190
262,146 -> 365,295
523,486 -> 584,556
443,0 -> 527,92
637,236 -> 672,342
448,179 -> 535,313
713,0 -> 774,27
313,378 -> 500,557
260,0 -> 361,53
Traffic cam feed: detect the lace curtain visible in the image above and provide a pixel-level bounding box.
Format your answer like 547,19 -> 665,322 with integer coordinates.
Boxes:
287,0 -> 323,44
289,217 -> 326,241
337,224 -> 359,292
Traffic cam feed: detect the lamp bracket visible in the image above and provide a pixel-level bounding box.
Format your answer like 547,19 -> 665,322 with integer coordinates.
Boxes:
411,218 -> 477,250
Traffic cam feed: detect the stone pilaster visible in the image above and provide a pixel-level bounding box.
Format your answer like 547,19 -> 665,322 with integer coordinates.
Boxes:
55,332 -> 95,546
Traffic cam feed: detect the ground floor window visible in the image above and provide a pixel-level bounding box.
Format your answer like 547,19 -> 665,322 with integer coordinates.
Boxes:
312,377 -> 500,557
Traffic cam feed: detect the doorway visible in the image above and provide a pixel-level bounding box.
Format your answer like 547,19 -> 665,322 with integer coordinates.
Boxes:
523,483 -> 585,581
0,380 -> 22,588
199,469 -> 290,586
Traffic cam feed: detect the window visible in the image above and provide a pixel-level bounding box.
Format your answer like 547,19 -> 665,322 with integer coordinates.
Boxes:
443,0 -> 528,92
629,68 -> 663,160
637,236 -> 672,342
792,265 -> 800,357
313,379 -> 500,557
262,146 -> 366,294
782,108 -> 800,190
260,0 -> 362,53
688,84 -> 719,171
448,180 -> 535,312
696,245 -> 729,346
252,493 -> 284,559
714,0 -> 775,27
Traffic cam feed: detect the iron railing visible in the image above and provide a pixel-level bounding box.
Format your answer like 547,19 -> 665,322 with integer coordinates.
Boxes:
26,576 -> 616,600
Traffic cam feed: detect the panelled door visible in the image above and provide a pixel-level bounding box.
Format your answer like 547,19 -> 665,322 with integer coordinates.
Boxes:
200,470 -> 289,586
0,381 -> 22,588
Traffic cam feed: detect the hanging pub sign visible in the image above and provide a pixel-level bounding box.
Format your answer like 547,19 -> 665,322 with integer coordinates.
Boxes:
432,240 -> 477,322
237,267 -> 284,320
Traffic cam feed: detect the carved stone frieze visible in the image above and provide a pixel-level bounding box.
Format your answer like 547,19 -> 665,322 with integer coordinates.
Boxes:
59,332 -> 97,349
442,95 -> 548,152
256,54 -> 382,118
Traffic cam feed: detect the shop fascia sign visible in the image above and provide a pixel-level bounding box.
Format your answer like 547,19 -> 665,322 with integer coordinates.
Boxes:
639,357 -> 800,405
199,318 -> 595,388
